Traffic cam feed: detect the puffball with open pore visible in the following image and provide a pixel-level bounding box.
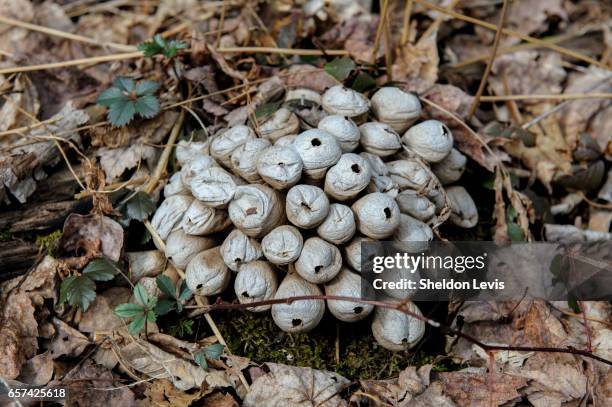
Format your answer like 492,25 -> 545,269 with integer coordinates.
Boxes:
271,273 -> 325,333
352,193 -> 400,239
185,247 -> 231,296
234,261 -> 278,312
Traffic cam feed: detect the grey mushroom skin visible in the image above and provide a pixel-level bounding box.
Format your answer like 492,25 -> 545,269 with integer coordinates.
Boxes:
165,230 -> 216,269
256,145 -> 303,189
164,172 -> 189,197
230,138 -> 272,183
446,185 -> 479,228
359,122 -> 402,157
259,107 -> 300,142
286,184 -> 330,229
261,225 -> 304,265
188,166 -> 239,208
126,251 -> 166,283
386,159 -> 433,192
210,125 -> 255,167
293,129 -> 342,180
317,115 -> 361,152
401,120 -> 453,163
220,229 -> 263,271
370,87 -> 421,133
371,299 -> 426,351
181,200 -> 231,235
271,274 -> 325,333
393,214 -> 433,253
228,184 -> 285,237
352,193 -> 401,239
295,237 -> 342,284
321,85 -> 370,118
274,134 -> 297,147
151,194 -> 194,241
234,261 -> 278,312
361,152 -> 400,197
185,247 -> 231,296
431,148 -> 467,185
180,155 -> 218,187
343,235 -> 377,273
175,140 -> 209,166
324,268 -> 374,322
324,153 -> 372,201
317,203 -> 356,245
395,189 -> 436,222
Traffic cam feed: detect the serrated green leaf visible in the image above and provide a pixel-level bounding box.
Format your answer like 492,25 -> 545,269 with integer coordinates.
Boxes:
114,77 -> 135,93
194,351 -> 208,370
128,314 -> 146,334
108,99 -> 136,127
155,299 -> 176,316
324,56 -> 356,81
153,34 -> 167,49
156,275 -> 177,299
146,309 -> 157,323
115,303 -> 145,318
135,95 -> 160,119
255,100 -> 282,121
507,222 -> 525,242
97,87 -> 125,107
60,275 -> 96,311
351,71 -> 376,92
203,343 -> 224,360
126,191 -> 156,222
133,283 -> 149,307
179,280 -> 192,302
135,80 -> 160,96
83,258 -> 116,281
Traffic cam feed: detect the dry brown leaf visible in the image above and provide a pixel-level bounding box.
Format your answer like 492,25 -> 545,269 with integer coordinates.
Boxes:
0,291 -> 38,379
439,370 -> 527,406
17,351 -> 54,386
320,16 -> 380,62
59,213 -> 124,261
243,363 -> 350,407
78,287 -> 132,334
202,391 -> 240,407
97,144 -> 158,183
286,64 -> 338,93
48,317 -> 90,359
393,30 -> 439,84
142,379 -> 210,407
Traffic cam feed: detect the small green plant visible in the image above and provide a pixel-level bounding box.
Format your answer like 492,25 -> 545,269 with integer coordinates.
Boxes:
169,319 -> 194,338
155,275 -> 192,315
194,343 -> 224,370
138,34 -> 187,59
97,77 -> 160,127
35,230 -> 62,256
114,283 -> 158,334
59,257 -> 117,310
324,57 -> 376,92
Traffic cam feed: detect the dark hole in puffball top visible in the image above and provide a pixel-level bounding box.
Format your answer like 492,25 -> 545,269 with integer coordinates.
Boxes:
351,164 -> 361,173
292,318 -> 302,327
353,306 -> 363,314
441,124 -> 449,137
300,201 -> 312,211
235,257 -> 242,264
401,338 -> 408,344
197,284 -> 203,289
242,291 -> 250,298
314,265 -> 323,273
384,207 -> 392,218
311,138 -> 321,147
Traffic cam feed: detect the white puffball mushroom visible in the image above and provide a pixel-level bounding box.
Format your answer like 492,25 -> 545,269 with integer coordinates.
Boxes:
256,145 -> 303,189
431,148 -> 467,185
188,166 -> 239,208
286,184 -> 330,229
316,203 -> 356,244
371,299 -> 426,351
361,152 -> 400,197
234,261 -> 278,312
395,189 -> 436,222
175,140 -> 209,166
344,235 -> 378,273
324,268 -> 374,322
321,85 -> 370,118
446,185 -> 478,228
126,251 -> 166,283
393,214 -> 433,253
180,155 -> 218,187
220,229 -> 263,271
165,230 -> 216,269
185,247 -> 231,296
151,194 -> 194,241
402,120 -> 453,163
293,129 -> 342,180
261,225 -> 303,265
294,237 -> 342,284
210,125 -> 255,167
259,107 -> 300,142
181,200 -> 231,235
386,159 -> 433,192
274,134 -> 297,147
229,184 -> 285,237
230,138 -> 272,182
359,122 -> 402,157
324,153 -> 371,201
317,115 -> 361,152
164,172 -> 189,197
352,193 -> 401,239
370,87 -> 421,133
271,273 -> 325,333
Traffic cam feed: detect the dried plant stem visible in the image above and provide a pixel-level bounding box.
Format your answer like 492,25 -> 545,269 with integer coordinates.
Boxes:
0,15 -> 137,52
0,116 -> 61,138
383,3 -> 394,82
413,0 -> 608,69
189,295 -> 612,367
400,0 -> 415,46
467,0 -> 509,119
480,92 -> 612,101
216,46 -> 348,56
370,0 -> 390,64
0,51 -> 143,75
215,0 -> 227,48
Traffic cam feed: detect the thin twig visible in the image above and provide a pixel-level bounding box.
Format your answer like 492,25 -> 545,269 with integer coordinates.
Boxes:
467,0 -> 509,119
0,51 -> 143,75
216,47 -> 348,56
413,0 -> 609,69
188,295 -> 612,367
215,0 -> 227,48
370,0 -> 389,64
479,92 -> 612,101
400,0 -> 415,46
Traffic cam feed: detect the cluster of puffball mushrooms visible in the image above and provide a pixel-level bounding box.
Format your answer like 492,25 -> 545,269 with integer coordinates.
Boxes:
144,85 -> 478,352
